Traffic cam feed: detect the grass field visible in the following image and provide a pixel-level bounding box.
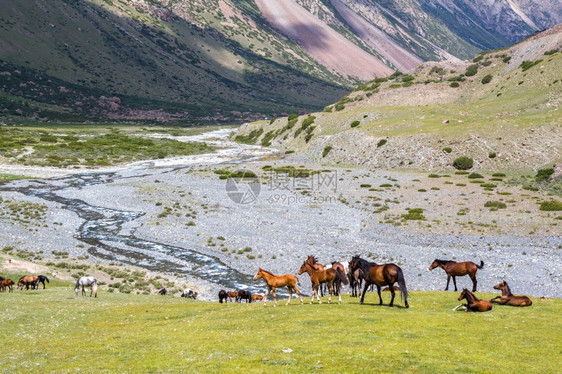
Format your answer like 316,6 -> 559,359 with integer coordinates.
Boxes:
0,283 -> 560,373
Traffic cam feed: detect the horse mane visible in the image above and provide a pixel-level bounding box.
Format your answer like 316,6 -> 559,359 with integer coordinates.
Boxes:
503,281 -> 512,295
259,268 -> 275,277
308,255 -> 318,264
435,259 -> 455,265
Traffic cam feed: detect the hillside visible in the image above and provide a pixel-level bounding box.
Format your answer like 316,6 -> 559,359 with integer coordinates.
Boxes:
234,26 -> 562,173
0,0 -> 560,123
0,281 -> 560,373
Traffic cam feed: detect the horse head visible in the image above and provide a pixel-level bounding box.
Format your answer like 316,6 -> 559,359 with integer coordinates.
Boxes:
458,288 -> 469,301
253,268 -> 263,280
493,281 -> 506,290
297,261 -> 309,275
428,259 -> 440,271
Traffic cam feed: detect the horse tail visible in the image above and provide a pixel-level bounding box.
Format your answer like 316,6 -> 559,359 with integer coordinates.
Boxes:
336,268 -> 349,285
477,260 -> 484,269
44,276 -> 50,283
396,267 -> 409,306
295,275 -> 301,287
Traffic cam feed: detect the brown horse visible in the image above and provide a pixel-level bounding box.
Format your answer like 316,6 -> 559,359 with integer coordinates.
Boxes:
348,266 -> 364,297
491,281 -> 532,307
457,288 -> 492,312
251,294 -> 264,302
18,275 -> 39,290
227,291 -> 239,302
429,259 -> 484,292
306,255 -> 327,296
349,256 -> 409,308
253,268 -> 303,307
0,278 -> 14,292
298,261 -> 348,304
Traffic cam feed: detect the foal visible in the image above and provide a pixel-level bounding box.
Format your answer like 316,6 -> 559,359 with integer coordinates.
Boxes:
457,288 -> 492,312
491,281 -> 532,307
298,261 -> 348,304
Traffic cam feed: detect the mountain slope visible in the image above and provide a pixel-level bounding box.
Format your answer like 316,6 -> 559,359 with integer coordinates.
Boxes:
234,26 -> 562,172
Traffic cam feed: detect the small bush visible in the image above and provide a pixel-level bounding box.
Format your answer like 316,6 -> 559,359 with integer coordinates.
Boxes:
503,56 -> 511,63
484,201 -> 506,209
350,120 -> 360,128
481,74 -> 493,84
403,208 -> 425,220
523,185 -> 539,191
442,147 -> 452,153
428,174 -> 440,178
488,152 -> 497,158
535,167 -> 554,182
492,173 -> 506,177
465,64 -> 479,77
539,200 -> 562,211
450,82 -> 459,88
322,146 -> 332,158
377,139 -> 387,148
520,60 -> 543,72
468,173 -> 484,179
453,156 -> 473,170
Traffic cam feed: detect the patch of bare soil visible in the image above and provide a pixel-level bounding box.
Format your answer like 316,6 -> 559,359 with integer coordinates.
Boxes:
3,258 -> 49,275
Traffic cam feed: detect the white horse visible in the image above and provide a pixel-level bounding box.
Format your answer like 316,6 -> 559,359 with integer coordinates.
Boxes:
75,276 -> 98,298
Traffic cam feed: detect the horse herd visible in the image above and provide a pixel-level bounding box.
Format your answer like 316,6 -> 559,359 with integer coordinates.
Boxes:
220,255 -> 532,312
0,274 -> 49,292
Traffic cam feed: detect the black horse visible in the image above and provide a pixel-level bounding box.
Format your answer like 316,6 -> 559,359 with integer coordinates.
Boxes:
37,275 -> 49,289
349,256 -> 409,308
218,289 -> 228,303
157,287 -> 167,295
237,289 -> 252,303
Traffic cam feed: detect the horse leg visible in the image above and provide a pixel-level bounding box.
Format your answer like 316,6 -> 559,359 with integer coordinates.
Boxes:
263,289 -> 269,307
272,287 -> 277,307
453,276 -> 458,292
470,274 -> 477,292
377,286 -> 383,305
445,275 -> 450,291
286,287 -> 292,306
327,282 -> 333,304
360,283 -> 370,305
294,286 -> 303,304
389,285 -> 396,307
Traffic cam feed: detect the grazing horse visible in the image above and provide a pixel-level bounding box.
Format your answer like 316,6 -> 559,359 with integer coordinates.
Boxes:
349,256 -> 409,308
181,289 -> 198,299
218,290 -> 228,303
298,261 -> 348,304
253,268 -> 303,307
18,275 -> 38,290
429,259 -> 484,292
158,287 -> 167,295
491,281 -> 532,307
237,289 -> 252,303
227,291 -> 239,302
251,294 -> 264,302
36,275 -> 49,289
457,288 -> 492,312
75,276 -> 98,297
0,278 -> 14,292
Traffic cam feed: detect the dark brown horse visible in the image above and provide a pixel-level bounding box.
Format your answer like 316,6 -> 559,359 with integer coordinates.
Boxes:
349,256 -> 409,308
0,278 -> 14,292
491,281 -> 532,307
429,259 -> 484,292
457,288 -> 492,312
330,261 -> 347,296
298,261 -> 348,304
18,275 -> 39,290
218,290 -> 228,303
253,268 -> 303,307
237,289 -> 252,303
348,266 -> 365,297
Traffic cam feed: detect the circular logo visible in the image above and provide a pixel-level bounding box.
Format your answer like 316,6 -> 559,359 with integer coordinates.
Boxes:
225,169 -> 261,204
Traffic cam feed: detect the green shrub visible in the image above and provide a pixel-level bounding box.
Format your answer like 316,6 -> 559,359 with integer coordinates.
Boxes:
442,147 -> 452,153
450,82 -> 459,88
539,200 -> 562,211
453,156 -> 473,170
403,208 -> 425,220
481,74 -> 493,84
523,185 -> 539,191
488,152 -> 497,158
468,172 -> 484,179
465,64 -> 479,77
428,174 -> 440,178
492,173 -> 506,177
503,56 -> 511,63
484,201 -> 506,209
377,139 -> 387,148
544,49 -> 558,55
287,113 -> 298,121
520,60 -> 543,72
350,121 -> 360,128
535,167 -> 554,182
322,146 -> 332,158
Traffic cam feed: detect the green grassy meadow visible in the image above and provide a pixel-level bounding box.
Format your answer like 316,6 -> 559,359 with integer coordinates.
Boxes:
0,284 -> 560,373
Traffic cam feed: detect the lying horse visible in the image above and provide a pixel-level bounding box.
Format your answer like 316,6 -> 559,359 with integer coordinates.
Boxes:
253,268 -> 303,307
456,288 -> 492,312
75,276 -> 98,297
491,281 -> 532,307
251,294 -> 264,302
218,290 -> 228,303
349,255 -> 409,308
429,259 -> 484,292
18,275 -> 38,290
237,289 -> 252,303
0,278 -> 14,292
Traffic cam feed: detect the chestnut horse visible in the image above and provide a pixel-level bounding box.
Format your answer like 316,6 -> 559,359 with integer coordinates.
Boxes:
298,261 -> 348,304
0,278 -> 14,292
349,256 -> 409,308
227,291 -> 239,302
457,288 -> 492,312
18,275 -> 38,290
306,255 -> 326,296
251,294 -> 264,302
429,259 -> 484,292
253,268 -> 303,307
491,281 -> 532,307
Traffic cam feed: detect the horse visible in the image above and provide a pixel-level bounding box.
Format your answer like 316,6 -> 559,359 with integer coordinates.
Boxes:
306,255 -> 327,296
457,288 -> 492,312
75,276 -> 98,297
298,261 -> 348,304
330,261 -> 347,296
491,281 -> 532,307
429,259 -> 484,292
18,275 -> 38,290
237,289 -> 252,303
251,294 -> 264,302
227,291 -> 239,302
181,289 -> 198,299
0,278 -> 14,292
349,255 -> 409,308
253,268 -> 303,307
36,275 -> 49,289
348,266 -> 365,297
218,290 -> 228,303
157,287 -> 167,295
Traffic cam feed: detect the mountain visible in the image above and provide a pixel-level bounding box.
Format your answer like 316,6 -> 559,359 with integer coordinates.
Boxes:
234,25 -> 562,172
0,0 -> 560,123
